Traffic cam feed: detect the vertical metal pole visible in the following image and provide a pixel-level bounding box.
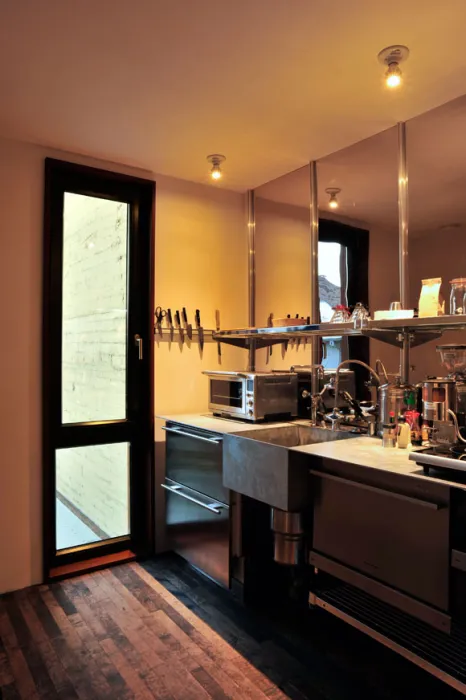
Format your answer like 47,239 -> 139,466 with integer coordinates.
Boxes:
309,161 -> 320,394
247,190 -> 256,372
398,122 -> 410,383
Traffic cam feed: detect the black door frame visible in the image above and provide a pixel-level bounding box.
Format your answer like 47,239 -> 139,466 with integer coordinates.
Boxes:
42,158 -> 155,577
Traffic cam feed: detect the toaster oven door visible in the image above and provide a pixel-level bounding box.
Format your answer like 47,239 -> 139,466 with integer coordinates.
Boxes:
209,375 -> 246,417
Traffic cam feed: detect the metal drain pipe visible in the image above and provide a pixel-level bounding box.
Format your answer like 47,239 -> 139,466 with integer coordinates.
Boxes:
271,508 -> 303,565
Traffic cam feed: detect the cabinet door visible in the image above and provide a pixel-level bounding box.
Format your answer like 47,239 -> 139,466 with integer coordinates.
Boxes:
311,472 -> 449,610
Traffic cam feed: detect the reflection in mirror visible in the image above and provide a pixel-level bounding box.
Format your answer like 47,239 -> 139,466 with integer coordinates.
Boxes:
318,126 -> 399,391
255,165 -> 311,371
408,94 -> 466,383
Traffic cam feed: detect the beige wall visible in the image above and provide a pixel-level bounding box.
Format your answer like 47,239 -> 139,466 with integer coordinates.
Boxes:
0,135 -> 247,594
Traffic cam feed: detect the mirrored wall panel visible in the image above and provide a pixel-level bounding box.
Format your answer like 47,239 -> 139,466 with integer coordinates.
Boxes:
407,94 -> 466,382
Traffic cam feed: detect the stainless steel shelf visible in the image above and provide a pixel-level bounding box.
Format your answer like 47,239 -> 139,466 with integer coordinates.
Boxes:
212,315 -> 466,349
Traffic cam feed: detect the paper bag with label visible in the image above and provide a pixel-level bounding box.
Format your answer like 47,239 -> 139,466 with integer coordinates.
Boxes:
418,277 -> 445,317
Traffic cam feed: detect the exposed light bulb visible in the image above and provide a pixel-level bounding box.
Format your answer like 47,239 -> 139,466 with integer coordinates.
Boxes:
385,62 -> 402,88
211,165 -> 222,180
326,187 -> 341,210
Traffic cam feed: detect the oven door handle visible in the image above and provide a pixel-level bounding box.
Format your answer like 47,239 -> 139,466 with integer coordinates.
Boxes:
162,426 -> 222,444
309,469 -> 444,510
161,483 -> 225,514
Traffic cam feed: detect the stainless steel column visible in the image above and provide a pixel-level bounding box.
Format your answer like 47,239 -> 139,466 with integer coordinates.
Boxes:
247,190 -> 256,372
309,161 -> 320,394
398,122 -> 410,383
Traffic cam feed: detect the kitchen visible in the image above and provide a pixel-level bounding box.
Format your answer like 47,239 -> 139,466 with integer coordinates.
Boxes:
3,2 -> 466,698
158,92 -> 466,695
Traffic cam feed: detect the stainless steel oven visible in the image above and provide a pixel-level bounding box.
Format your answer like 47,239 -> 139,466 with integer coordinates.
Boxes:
203,370 -> 298,421
162,422 -> 230,588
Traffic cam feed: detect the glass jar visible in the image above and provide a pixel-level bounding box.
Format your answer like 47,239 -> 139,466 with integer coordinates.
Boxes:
350,302 -> 370,329
450,278 -> 466,315
330,305 -> 350,323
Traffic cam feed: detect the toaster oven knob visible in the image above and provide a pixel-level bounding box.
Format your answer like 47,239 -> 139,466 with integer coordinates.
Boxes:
248,410 -> 253,416
248,400 -> 253,406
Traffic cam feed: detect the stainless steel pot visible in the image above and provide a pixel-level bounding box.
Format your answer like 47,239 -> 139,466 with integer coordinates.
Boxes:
377,379 -> 415,437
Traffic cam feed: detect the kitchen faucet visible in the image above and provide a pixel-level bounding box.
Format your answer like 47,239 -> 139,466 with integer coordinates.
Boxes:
327,360 -> 381,431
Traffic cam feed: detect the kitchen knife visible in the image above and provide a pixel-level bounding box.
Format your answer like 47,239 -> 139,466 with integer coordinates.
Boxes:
195,309 -> 204,352
175,310 -> 184,342
267,312 -> 274,360
182,307 -> 193,340
166,308 -> 174,341
215,309 -> 222,359
296,314 -> 301,349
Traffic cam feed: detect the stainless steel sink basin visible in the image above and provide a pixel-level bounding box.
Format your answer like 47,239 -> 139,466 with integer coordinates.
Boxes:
223,423 -> 355,511
234,424 -> 353,448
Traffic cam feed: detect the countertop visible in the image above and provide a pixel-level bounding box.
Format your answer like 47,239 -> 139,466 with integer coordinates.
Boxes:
156,413 -> 293,435
292,437 -> 466,491
157,413 -> 466,492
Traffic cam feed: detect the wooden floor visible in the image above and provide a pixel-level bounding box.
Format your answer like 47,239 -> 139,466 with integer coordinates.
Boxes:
0,556 -> 463,700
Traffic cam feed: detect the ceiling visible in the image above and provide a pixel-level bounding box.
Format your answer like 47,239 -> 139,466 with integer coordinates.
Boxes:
257,93 -> 466,237
2,0 -> 466,191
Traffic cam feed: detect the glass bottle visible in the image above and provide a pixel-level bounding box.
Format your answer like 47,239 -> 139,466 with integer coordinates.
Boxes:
450,278 -> 466,315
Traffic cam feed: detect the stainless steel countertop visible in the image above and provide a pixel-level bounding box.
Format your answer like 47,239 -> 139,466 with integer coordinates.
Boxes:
157,413 -> 466,491
156,413 -> 294,435
291,437 -> 466,491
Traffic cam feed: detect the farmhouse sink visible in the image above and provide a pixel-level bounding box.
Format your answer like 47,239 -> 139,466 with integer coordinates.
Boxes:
223,424 -> 354,511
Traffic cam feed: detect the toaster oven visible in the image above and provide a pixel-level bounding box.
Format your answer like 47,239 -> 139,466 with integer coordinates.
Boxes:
203,370 -> 298,422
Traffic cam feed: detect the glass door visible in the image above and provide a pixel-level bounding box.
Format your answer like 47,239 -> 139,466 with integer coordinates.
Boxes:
43,159 -> 155,575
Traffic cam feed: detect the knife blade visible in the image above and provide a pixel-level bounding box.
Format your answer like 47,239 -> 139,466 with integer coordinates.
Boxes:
166,308 -> 174,341
194,309 -> 204,352
182,307 -> 192,340
175,310 -> 184,342
215,310 -> 222,359
267,312 -> 274,361
295,313 -> 301,349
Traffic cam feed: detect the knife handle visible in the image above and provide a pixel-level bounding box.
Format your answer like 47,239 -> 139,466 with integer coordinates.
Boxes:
167,308 -> 173,325
182,307 -> 188,324
175,310 -> 181,326
195,309 -> 201,327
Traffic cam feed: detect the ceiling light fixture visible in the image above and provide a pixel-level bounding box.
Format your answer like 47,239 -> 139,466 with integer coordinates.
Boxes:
377,45 -> 409,89
326,187 -> 341,210
207,154 -> 226,181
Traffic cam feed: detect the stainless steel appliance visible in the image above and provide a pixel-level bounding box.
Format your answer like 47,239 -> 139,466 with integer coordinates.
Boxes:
162,423 -> 230,588
291,366 -> 355,417
203,370 -> 298,422
420,345 -> 466,446
421,378 -> 457,422
377,377 -> 415,437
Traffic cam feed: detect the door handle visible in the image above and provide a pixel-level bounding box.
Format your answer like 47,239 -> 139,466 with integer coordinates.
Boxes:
134,334 -> 143,360
161,483 -> 225,514
162,426 -> 222,444
309,469 -> 444,510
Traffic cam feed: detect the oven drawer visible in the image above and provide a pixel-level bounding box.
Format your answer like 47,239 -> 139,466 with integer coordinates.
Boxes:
311,470 -> 450,610
163,478 -> 230,588
164,423 -> 227,503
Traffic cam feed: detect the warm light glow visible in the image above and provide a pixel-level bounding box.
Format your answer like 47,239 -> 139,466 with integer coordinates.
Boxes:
329,198 -> 338,210
211,166 -> 222,180
385,63 -> 402,88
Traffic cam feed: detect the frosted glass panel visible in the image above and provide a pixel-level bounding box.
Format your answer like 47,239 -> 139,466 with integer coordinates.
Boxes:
56,442 -> 130,550
62,193 -> 128,423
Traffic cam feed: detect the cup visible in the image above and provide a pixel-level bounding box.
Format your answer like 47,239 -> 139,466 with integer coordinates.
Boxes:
389,301 -> 402,311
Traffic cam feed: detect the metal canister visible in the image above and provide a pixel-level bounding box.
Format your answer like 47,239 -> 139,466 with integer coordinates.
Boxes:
421,378 -> 456,422
377,379 -> 415,437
